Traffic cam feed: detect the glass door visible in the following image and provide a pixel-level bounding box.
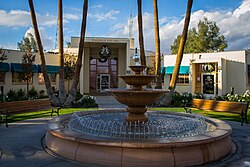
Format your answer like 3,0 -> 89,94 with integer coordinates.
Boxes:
201,74 -> 215,97
97,74 -> 110,92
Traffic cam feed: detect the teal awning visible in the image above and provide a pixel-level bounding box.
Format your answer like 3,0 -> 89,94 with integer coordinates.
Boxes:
0,62 -> 10,72
11,63 -> 38,72
38,65 -> 59,74
165,66 -> 189,74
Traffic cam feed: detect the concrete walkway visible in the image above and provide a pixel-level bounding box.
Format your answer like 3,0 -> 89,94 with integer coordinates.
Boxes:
0,97 -> 250,167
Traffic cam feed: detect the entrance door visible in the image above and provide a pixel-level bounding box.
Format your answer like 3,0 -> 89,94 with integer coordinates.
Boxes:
97,74 -> 110,92
202,74 -> 215,97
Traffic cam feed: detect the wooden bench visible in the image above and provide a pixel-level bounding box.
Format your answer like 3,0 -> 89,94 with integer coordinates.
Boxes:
184,99 -> 249,125
0,99 -> 60,127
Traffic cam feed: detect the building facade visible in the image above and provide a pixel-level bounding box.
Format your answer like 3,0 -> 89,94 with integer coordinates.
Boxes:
163,50 -> 250,98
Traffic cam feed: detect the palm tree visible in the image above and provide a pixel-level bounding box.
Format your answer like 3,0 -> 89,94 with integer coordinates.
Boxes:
169,0 -> 193,92
65,0 -> 88,106
137,0 -> 146,66
157,0 -> 193,106
28,0 -> 60,106
153,0 -> 162,89
58,0 -> 66,104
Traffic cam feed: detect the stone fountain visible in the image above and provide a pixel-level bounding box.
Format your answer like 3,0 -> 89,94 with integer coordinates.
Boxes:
110,65 -> 167,123
44,55 -> 232,166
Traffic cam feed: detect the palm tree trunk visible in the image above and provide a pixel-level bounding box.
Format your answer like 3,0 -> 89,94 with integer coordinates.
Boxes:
28,0 -> 60,106
169,0 -> 193,91
137,0 -> 146,66
58,0 -> 66,104
157,0 -> 193,106
64,0 -> 88,106
153,0 -> 162,89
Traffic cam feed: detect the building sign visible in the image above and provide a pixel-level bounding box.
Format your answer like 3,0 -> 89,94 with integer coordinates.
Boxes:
99,45 -> 111,62
201,63 -> 215,73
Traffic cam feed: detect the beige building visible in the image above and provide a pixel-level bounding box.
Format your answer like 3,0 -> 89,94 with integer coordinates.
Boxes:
0,37 -> 137,96
163,50 -> 250,98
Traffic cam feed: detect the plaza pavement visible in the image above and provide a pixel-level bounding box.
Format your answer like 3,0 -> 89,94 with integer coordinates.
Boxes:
0,96 -> 250,167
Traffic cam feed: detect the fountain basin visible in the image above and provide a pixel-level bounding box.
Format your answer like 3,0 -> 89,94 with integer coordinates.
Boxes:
119,75 -> 157,90
45,110 -> 232,167
109,89 -> 167,106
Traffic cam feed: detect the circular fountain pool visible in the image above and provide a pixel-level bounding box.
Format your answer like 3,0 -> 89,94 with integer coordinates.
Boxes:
45,110 -> 232,167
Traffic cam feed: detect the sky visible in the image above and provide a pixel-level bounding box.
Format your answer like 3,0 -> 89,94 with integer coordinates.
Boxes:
0,0 -> 249,54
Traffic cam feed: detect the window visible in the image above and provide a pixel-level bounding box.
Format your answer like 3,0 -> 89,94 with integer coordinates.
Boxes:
12,72 -> 33,84
38,73 -> 56,85
0,72 -> 5,84
170,74 -> 189,85
248,73 -> 250,85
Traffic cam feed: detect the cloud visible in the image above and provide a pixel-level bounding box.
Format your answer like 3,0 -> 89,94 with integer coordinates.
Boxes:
90,4 -> 103,9
25,27 -> 54,51
107,0 -> 250,53
0,9 -> 57,27
64,14 -> 80,21
89,10 -> 120,22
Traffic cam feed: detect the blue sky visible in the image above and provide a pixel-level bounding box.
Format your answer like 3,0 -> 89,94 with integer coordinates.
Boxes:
0,0 -> 249,54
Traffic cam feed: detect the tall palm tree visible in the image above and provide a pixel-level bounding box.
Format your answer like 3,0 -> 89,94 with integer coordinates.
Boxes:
28,0 -> 60,106
169,0 -> 193,92
137,0 -> 146,66
157,0 -> 193,106
65,0 -> 88,106
153,0 -> 162,89
58,0 -> 66,104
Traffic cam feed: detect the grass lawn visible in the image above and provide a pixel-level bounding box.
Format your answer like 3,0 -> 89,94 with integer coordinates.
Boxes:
5,108 -> 98,123
152,107 -> 250,123
1,107 -> 249,124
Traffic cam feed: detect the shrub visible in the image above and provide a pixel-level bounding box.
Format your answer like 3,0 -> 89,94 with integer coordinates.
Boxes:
29,87 -> 38,99
171,92 -> 193,107
38,90 -> 47,99
16,88 -> 27,100
72,95 -> 98,108
193,93 -> 205,99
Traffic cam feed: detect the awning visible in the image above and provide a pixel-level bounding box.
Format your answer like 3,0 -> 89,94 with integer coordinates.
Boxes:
165,66 -> 189,74
38,65 -> 60,74
160,66 -> 165,74
11,63 -> 38,72
0,62 -> 10,72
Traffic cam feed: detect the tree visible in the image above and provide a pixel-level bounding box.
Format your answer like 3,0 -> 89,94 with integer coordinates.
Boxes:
64,54 -> 76,93
137,0 -> 146,66
153,0 -> 162,89
158,0 -> 193,106
171,17 -> 228,54
58,0 -> 66,104
28,0 -> 60,106
0,48 -> 7,62
19,53 -> 36,96
17,33 -> 38,53
64,0 -> 88,106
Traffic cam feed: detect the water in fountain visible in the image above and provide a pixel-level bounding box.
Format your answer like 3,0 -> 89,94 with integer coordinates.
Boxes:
68,111 -> 208,140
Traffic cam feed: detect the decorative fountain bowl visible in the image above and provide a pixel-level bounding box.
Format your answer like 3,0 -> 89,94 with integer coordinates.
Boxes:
108,65 -> 167,122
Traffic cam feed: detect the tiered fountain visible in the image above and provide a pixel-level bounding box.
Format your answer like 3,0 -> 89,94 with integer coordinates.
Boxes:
110,65 -> 167,123
44,55 -> 232,167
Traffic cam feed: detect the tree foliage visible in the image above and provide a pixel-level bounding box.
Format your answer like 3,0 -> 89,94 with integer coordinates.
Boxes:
17,33 -> 38,53
64,54 -> 76,81
19,53 -> 36,96
171,18 -> 228,54
0,48 -> 7,62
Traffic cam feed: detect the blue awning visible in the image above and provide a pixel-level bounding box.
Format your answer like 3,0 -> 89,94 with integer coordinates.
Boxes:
160,66 -> 165,74
165,66 -> 189,74
38,65 -> 60,74
0,62 -> 10,72
11,63 -> 38,72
